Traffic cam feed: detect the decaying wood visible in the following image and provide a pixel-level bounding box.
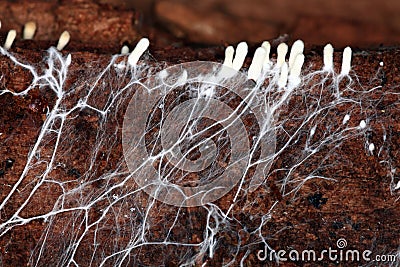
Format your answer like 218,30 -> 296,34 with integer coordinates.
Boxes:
0,1 -> 399,266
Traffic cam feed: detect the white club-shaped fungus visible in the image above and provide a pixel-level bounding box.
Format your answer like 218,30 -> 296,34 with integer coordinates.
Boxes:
223,46 -> 234,68
340,46 -> 352,75
4,30 -> 16,50
23,21 -> 36,40
278,62 -> 289,88
120,45 -> 129,55
276,43 -> 288,68
261,41 -> 271,69
232,41 -> 248,71
56,31 -> 70,51
288,40 -> 304,70
248,47 -> 266,81
323,44 -> 334,71
359,120 -> 367,129
128,37 -> 150,67
342,114 -> 350,124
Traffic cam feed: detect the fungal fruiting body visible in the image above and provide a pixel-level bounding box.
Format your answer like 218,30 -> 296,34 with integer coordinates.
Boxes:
4,30 -> 16,50
340,46 -> 352,75
232,41 -> 248,71
359,120 -> 367,129
368,143 -> 375,154
323,44 -> 334,71
276,43 -> 288,68
248,47 -> 266,81
220,39 -> 358,89
288,40 -> 304,70
395,181 -> 400,190
23,22 -> 36,40
128,37 -> 150,67
0,21 -> 354,85
120,45 -> 129,55
261,41 -> 271,69
278,62 -> 289,88
66,54 -> 72,67
342,114 -> 350,124
56,31 -> 70,51
288,54 -> 304,87
0,25 -> 353,86
223,46 -> 234,68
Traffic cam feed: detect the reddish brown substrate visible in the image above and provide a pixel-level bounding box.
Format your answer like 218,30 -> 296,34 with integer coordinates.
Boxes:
0,1 -> 399,266
0,45 -> 399,266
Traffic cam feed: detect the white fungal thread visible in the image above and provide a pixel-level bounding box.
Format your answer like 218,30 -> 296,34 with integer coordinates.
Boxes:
223,46 -> 234,68
288,40 -> 304,70
340,46 -> 352,75
232,41 -> 248,71
323,44 -> 334,71
276,43 -> 288,68
1,27 -> 398,267
248,47 -> 266,81
120,45 -> 129,55
23,21 -> 36,40
4,30 -> 16,50
56,31 -> 70,51
128,37 -> 149,67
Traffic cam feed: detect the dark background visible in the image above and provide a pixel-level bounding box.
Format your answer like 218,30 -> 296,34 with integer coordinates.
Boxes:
102,0 -> 400,48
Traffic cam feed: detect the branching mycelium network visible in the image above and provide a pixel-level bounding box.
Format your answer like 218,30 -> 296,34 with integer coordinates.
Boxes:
0,21 -> 398,266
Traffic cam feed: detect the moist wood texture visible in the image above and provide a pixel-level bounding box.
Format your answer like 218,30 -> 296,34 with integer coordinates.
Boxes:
0,1 -> 399,266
